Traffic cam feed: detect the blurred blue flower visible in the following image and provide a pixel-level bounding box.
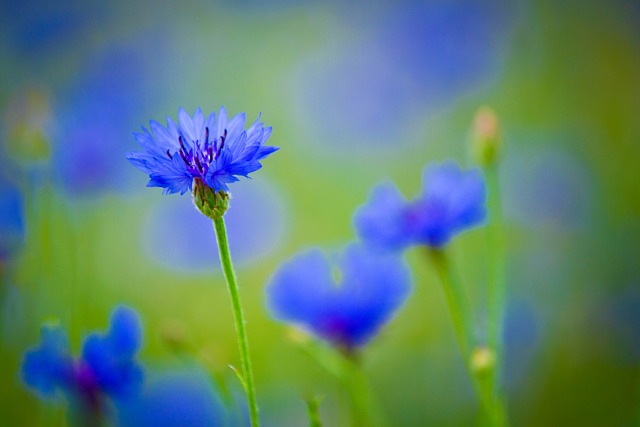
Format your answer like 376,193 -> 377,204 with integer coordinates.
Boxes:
0,177 -> 25,260
354,161 -> 486,250
266,244 -> 411,351
53,41 -> 167,196
294,0 -> 512,147
128,107 -> 278,195
21,306 -> 143,411
21,324 -> 74,398
0,0 -> 108,58
142,179 -> 286,273
117,366 -> 227,427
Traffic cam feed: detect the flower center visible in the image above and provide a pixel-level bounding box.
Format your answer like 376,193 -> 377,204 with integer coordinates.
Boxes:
165,127 -> 227,176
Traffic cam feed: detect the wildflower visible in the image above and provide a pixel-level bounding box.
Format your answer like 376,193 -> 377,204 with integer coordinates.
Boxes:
354,161 -> 486,250
127,107 -> 278,196
21,306 -> 143,418
266,244 -> 411,352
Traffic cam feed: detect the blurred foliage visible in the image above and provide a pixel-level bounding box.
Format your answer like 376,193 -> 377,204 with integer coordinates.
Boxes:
1,0 -> 639,425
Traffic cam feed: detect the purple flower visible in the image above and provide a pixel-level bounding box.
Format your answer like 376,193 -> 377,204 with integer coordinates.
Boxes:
354,161 -> 486,250
21,306 -> 143,412
266,244 -> 411,352
127,107 -> 278,195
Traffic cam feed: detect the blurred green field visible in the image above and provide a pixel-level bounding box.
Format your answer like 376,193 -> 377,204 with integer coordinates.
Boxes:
1,1 -> 640,425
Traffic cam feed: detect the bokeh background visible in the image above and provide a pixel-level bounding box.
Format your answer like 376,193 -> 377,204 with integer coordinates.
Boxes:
1,0 -> 639,425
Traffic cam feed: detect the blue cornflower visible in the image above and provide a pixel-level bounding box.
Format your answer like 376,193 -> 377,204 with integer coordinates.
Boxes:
22,306 -> 143,415
354,161 -> 487,250
266,244 -> 411,352
127,107 -> 278,196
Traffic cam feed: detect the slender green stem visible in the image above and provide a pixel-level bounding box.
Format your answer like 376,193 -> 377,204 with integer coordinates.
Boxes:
305,397 -> 324,427
297,339 -> 386,427
486,165 -> 506,381
485,163 -> 509,426
212,217 -> 260,427
343,360 -> 374,427
429,248 -> 505,427
429,249 -> 474,360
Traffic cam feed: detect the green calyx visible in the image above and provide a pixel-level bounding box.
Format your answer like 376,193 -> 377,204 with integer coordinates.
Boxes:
192,178 -> 229,220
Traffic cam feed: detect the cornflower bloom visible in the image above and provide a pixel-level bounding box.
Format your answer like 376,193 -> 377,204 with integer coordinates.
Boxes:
128,106 -> 278,427
127,107 -> 277,212
354,160 -> 486,251
21,306 -> 143,423
266,243 -> 411,353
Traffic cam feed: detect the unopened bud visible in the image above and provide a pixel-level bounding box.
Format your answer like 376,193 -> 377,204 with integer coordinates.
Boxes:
192,178 -> 229,220
470,346 -> 496,375
471,106 -> 502,167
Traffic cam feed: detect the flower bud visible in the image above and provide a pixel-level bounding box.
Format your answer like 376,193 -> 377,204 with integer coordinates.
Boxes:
192,178 -> 229,220
470,346 -> 496,376
3,88 -> 52,164
471,106 -> 502,167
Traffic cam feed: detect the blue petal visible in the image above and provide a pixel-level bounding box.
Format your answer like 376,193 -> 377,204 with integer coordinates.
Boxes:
353,181 -> 409,251
416,161 -> 487,246
178,108 -> 196,144
226,112 -> 247,139
266,249 -> 334,327
216,106 -> 228,139
81,306 -> 144,397
335,244 -> 412,346
21,324 -> 74,398
108,306 -> 142,358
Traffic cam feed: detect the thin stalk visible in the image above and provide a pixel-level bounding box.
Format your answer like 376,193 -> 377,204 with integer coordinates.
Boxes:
485,163 -> 508,422
343,360 -> 373,427
212,217 -> 260,427
297,340 -> 386,427
429,248 -> 505,427
305,397 -> 324,427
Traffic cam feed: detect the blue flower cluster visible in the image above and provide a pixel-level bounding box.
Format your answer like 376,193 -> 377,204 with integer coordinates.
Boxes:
128,107 -> 279,195
21,306 -> 143,410
266,161 -> 486,351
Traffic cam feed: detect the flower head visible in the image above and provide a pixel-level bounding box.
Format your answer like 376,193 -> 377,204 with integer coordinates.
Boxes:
127,107 -> 278,196
266,244 -> 411,352
22,306 -> 143,411
354,161 -> 486,250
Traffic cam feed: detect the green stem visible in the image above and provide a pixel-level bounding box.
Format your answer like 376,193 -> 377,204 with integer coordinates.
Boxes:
212,217 -> 260,427
343,360 -> 374,427
305,397 -> 324,427
486,165 -> 506,378
485,164 -> 509,426
297,340 -> 385,427
429,249 -> 474,359
429,248 -> 504,427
